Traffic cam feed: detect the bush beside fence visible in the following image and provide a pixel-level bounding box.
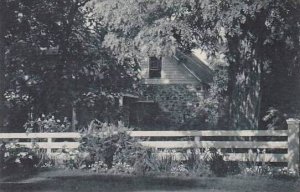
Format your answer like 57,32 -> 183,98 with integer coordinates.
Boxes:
0,119 -> 299,175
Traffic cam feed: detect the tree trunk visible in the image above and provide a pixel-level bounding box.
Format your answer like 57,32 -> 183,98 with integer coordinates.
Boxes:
0,2 -> 7,132
227,37 -> 262,130
71,105 -> 77,131
230,60 -> 262,130
226,36 -> 240,129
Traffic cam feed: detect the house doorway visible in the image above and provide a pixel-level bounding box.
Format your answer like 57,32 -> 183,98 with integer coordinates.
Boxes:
129,101 -> 160,129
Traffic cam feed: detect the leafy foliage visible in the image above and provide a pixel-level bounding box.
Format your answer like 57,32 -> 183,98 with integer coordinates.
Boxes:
0,142 -> 40,174
79,121 -> 145,169
95,0 -> 300,130
1,0 -> 139,131
262,108 -> 288,130
24,114 -> 71,133
1,0 -> 299,132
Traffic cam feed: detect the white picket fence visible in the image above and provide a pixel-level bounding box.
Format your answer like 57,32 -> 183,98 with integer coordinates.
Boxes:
0,119 -> 299,174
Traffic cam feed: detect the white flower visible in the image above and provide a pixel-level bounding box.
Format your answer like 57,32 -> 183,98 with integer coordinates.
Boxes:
15,158 -> 21,163
7,143 -> 15,148
18,13 -> 24,18
4,152 -> 9,157
18,152 -> 27,157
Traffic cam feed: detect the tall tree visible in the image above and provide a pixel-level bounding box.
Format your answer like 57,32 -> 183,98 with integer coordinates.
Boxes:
2,0 -> 138,132
96,0 -> 300,129
205,0 -> 300,129
0,0 -> 34,132
0,1 -> 6,132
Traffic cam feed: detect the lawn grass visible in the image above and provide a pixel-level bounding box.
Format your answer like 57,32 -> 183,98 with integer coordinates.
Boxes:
0,169 -> 299,192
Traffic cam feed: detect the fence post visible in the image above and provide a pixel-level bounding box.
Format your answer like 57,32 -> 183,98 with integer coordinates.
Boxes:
287,118 -> 299,176
194,136 -> 200,149
47,137 -> 52,154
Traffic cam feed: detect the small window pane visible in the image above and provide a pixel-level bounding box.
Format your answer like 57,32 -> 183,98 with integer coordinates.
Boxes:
149,57 -> 162,78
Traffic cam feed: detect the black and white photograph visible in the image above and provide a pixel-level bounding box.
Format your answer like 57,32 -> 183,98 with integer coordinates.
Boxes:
0,0 -> 300,191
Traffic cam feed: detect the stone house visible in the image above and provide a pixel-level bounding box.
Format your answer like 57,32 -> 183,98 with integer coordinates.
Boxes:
121,50 -> 213,130
39,48 -> 213,130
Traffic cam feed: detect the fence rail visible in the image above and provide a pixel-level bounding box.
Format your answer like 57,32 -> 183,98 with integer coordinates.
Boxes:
0,119 -> 299,174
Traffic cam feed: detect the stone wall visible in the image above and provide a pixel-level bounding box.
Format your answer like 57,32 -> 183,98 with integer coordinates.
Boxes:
139,84 -> 205,126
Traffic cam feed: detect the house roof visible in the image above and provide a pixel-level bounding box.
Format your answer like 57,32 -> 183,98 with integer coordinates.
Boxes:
140,50 -> 213,85
174,50 -> 213,84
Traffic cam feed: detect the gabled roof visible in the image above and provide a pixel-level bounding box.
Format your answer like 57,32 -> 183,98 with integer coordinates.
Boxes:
140,50 -> 213,85
174,50 -> 213,84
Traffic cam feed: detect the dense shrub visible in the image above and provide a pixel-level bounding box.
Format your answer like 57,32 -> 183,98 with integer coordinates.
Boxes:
71,121 -> 229,177
262,108 -> 288,130
24,114 -> 71,132
78,121 -> 153,173
204,148 -> 228,177
0,142 -> 41,174
184,149 -> 212,177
